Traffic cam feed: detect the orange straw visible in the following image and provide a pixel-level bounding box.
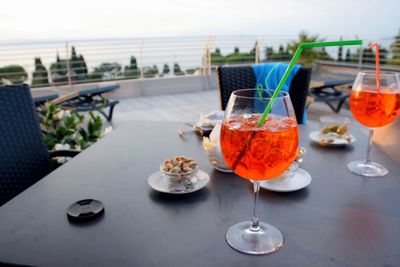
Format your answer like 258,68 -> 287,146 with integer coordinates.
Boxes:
368,43 -> 380,91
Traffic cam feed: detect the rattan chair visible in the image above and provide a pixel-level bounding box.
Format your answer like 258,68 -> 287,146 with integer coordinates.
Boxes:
0,84 -> 79,206
216,65 -> 312,124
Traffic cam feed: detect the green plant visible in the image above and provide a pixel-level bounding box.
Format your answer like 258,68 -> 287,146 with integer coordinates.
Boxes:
162,63 -> 170,75
266,45 -> 293,61
211,48 -> 225,64
211,46 -> 255,65
49,47 -> 88,84
289,31 -> 323,66
143,65 -> 159,78
0,65 -> 28,84
185,68 -> 197,75
40,102 -> 105,151
349,45 -> 388,65
173,63 -> 185,75
389,29 -> 400,65
124,56 -> 141,79
337,37 -> 343,62
32,57 -> 49,87
344,49 -> 352,62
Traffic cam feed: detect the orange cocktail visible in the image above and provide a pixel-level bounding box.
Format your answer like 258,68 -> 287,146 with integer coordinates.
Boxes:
347,72 -> 400,177
221,114 -> 298,181
349,89 -> 400,128
221,89 -> 297,255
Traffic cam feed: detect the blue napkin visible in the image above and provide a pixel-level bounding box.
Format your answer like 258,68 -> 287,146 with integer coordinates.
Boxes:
252,63 -> 301,92
251,63 -> 306,124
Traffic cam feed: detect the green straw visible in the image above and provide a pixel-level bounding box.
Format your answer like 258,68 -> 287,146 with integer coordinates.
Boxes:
257,39 -> 363,126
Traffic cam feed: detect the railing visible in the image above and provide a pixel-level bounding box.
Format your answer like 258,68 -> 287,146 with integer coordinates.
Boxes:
0,34 -> 399,88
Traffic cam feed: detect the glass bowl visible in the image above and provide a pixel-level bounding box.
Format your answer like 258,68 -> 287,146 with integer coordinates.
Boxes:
160,163 -> 198,184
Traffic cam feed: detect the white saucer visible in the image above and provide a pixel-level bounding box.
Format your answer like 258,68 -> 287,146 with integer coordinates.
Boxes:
309,131 -> 356,146
148,169 -> 210,194
260,168 -> 312,192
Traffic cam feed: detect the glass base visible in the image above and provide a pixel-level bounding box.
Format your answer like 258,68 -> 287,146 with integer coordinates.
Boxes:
226,221 -> 283,255
347,160 -> 388,177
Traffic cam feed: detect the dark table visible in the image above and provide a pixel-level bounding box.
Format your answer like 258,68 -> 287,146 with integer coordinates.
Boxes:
1,121 -> 399,267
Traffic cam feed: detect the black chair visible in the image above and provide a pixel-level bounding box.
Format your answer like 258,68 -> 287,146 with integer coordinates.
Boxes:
58,84 -> 120,121
307,79 -> 353,113
216,65 -> 312,124
0,84 -> 79,206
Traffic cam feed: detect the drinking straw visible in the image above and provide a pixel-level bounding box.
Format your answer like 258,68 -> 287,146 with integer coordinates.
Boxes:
257,40 -> 363,126
368,43 -> 381,91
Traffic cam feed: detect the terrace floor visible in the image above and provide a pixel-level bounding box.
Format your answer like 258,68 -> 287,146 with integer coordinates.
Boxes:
112,89 -> 353,127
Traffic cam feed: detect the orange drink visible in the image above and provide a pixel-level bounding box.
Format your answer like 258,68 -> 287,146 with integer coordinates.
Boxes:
347,72 -> 400,177
349,89 -> 400,128
221,89 -> 297,255
221,114 -> 298,181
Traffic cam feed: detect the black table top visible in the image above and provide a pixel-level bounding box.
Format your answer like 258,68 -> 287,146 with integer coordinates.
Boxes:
1,121 -> 399,267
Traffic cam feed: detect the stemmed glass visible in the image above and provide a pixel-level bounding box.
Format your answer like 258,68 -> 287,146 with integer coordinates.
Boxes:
220,89 -> 299,255
347,72 -> 400,177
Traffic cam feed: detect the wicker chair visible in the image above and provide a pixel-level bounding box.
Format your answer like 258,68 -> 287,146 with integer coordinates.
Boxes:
216,65 -> 312,124
0,84 -> 79,206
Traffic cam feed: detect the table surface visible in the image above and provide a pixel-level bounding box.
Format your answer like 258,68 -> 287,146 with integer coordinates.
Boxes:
1,121 -> 399,267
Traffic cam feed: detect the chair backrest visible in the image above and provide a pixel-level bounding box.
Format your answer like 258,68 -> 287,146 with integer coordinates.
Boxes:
0,84 -> 50,206
216,65 -> 312,123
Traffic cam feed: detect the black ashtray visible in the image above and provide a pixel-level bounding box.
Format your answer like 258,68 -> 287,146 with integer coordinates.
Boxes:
67,199 -> 104,223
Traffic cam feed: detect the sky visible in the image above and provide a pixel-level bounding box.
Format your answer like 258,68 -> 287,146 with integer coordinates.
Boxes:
0,0 -> 399,41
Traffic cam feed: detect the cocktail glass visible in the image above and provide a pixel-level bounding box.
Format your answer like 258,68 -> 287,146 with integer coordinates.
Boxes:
347,72 -> 400,177
220,89 -> 299,255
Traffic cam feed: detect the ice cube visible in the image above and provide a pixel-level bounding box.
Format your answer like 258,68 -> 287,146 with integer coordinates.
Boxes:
268,117 -> 292,132
242,114 -> 260,127
229,122 -> 241,130
243,114 -> 252,120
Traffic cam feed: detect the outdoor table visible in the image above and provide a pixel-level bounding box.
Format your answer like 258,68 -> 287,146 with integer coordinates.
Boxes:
0,121 -> 399,267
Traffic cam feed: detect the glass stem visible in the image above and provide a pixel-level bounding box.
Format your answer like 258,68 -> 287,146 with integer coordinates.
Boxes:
250,181 -> 261,232
365,128 -> 374,164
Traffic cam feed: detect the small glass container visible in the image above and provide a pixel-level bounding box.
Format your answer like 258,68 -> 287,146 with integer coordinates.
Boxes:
160,158 -> 198,185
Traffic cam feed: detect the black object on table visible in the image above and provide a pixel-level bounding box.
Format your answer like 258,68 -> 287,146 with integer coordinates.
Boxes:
0,121 -> 399,267
66,199 -> 104,223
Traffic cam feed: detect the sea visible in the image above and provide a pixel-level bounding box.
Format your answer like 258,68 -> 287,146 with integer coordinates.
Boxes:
0,35 -> 395,82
